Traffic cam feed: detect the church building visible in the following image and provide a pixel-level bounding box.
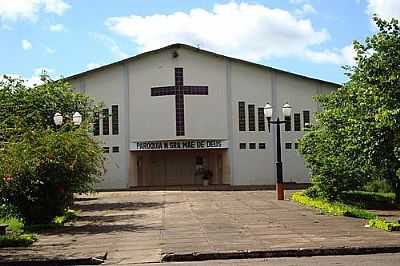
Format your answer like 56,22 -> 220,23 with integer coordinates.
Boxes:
67,43 -> 338,189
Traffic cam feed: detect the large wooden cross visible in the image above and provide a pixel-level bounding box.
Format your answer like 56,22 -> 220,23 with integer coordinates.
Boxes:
151,68 -> 208,136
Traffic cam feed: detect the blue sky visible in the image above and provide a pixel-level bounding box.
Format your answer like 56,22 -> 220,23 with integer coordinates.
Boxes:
1,0 -> 399,86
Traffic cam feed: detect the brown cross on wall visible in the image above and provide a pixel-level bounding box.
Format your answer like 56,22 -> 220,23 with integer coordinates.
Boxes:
151,68 -> 208,136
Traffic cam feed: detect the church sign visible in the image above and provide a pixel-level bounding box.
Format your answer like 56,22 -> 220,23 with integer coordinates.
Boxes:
130,140 -> 229,151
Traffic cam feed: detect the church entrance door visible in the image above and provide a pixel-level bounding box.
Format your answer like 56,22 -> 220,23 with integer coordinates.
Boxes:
136,150 -> 226,187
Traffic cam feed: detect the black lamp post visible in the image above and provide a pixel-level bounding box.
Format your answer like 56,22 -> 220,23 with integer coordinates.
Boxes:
264,103 -> 292,200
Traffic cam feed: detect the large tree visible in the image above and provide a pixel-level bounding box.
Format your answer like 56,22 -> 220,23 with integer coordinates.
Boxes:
0,77 -> 104,224
300,16 -> 400,202
0,76 -> 100,140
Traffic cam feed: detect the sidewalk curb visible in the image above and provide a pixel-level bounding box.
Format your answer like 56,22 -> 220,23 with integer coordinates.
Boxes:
0,254 -> 106,266
161,245 -> 400,262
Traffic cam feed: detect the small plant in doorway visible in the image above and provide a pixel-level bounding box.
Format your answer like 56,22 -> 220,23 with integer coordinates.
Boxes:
195,168 -> 213,186
203,170 -> 213,186
203,174 -> 209,186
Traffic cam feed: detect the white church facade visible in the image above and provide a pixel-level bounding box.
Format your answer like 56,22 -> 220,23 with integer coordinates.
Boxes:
67,44 -> 338,189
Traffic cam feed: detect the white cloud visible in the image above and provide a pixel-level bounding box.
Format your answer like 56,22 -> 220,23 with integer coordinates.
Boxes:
106,2 -> 331,62
0,73 -> 21,81
25,67 -> 54,87
45,47 -> 55,54
295,4 -> 316,16
105,2 -> 351,65
49,23 -> 65,32
91,32 -> 128,60
26,76 -> 45,87
42,0 -> 70,16
289,0 -> 309,4
33,66 -> 54,76
0,0 -> 70,22
21,39 -> 32,50
367,0 -> 400,21
340,44 -> 357,66
304,44 -> 356,65
86,63 -> 102,70
1,23 -> 12,30
1,67 -> 54,87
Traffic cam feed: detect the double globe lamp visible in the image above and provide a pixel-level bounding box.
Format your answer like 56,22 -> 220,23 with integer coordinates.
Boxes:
264,102 -> 292,200
53,112 -> 82,127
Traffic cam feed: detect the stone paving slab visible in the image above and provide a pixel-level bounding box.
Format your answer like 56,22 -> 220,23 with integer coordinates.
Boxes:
0,190 -> 399,265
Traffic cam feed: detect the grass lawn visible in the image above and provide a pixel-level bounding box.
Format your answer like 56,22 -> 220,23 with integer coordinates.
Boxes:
291,191 -> 400,232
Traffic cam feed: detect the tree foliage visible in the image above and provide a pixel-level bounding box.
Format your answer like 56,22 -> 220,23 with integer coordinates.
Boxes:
299,16 -> 400,202
0,77 -> 104,224
0,76 -> 100,141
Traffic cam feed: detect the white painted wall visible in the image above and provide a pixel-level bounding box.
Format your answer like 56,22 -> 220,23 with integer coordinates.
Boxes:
70,65 -> 129,189
69,45 -> 337,189
229,64 -> 336,185
229,61 -> 275,185
127,47 -> 228,142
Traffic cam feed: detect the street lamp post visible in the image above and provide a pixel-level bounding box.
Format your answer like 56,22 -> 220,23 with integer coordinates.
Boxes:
264,103 -> 292,200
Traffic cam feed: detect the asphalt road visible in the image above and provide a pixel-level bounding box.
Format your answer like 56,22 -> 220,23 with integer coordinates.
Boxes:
133,253 -> 400,266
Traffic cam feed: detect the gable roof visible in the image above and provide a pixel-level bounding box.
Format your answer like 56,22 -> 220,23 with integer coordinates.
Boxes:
66,43 -> 341,87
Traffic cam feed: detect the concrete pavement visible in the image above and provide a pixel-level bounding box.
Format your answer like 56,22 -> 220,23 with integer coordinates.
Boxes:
0,191 -> 399,265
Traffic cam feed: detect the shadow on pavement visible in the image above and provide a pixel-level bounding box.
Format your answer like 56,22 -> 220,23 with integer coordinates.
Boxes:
75,201 -> 167,212
50,222 -> 161,235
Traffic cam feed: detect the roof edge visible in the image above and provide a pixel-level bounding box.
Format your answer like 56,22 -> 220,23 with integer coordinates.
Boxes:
65,43 -> 341,87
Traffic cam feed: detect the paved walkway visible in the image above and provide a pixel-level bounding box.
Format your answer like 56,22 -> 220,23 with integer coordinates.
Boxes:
1,191 -> 399,265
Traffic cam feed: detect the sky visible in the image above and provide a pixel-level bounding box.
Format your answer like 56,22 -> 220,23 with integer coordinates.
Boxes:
1,0 -> 400,86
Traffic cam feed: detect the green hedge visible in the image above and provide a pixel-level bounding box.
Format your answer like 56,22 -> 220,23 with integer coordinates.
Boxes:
291,192 -> 400,232
291,192 -> 377,219
368,219 -> 400,232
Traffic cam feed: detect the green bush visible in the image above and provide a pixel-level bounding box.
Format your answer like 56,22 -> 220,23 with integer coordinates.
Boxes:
363,178 -> 393,194
0,204 -> 19,219
340,191 -> 397,209
0,233 -> 37,247
26,208 -> 79,232
0,127 -> 103,225
298,17 -> 400,202
0,76 -> 103,225
369,219 -> 400,232
0,217 -> 24,233
291,192 -> 377,220
53,208 -> 79,225
0,217 -> 37,247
